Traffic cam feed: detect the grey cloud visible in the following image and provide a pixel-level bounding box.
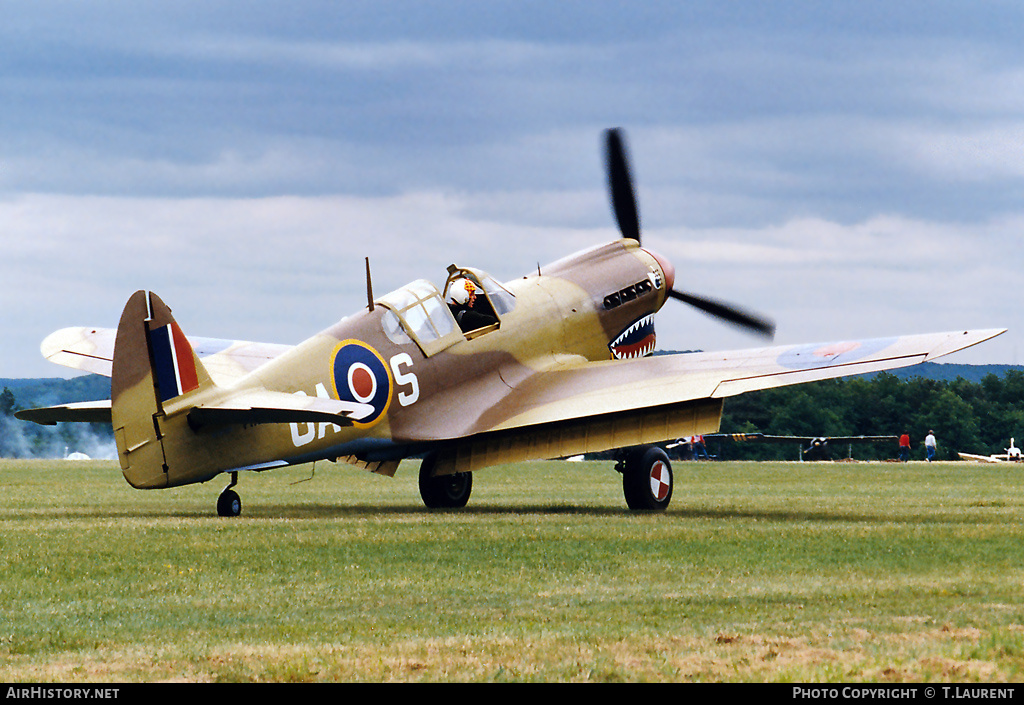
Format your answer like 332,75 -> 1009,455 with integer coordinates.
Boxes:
3,2 -> 1024,377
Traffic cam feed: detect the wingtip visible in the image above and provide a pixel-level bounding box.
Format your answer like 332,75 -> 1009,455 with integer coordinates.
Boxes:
924,328 -> 1008,362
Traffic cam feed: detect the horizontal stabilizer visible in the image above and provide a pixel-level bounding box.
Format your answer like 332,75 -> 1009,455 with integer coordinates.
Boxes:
15,400 -> 112,426
15,389 -> 374,430
186,390 -> 375,429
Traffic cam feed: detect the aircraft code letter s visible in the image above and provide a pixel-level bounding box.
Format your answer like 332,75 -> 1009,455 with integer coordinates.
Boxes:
390,353 -> 419,407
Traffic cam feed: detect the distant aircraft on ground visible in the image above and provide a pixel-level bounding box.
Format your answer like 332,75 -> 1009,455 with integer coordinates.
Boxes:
17,129 -> 1004,515
702,432 -> 900,461
958,439 -> 1023,463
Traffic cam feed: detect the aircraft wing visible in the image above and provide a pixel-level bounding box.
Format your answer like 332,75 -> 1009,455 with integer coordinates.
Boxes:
957,452 -> 1005,463
406,328 -> 1004,475
448,328 -> 1006,437
40,327 -> 292,383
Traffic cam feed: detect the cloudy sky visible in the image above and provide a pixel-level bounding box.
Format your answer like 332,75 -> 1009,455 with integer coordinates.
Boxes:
3,1 -> 1022,378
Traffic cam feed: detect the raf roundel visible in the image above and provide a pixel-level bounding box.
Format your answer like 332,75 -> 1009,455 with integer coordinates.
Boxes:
331,340 -> 393,426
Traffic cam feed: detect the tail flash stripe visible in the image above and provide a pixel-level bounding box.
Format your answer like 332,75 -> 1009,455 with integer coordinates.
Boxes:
170,322 -> 199,394
150,323 -> 199,402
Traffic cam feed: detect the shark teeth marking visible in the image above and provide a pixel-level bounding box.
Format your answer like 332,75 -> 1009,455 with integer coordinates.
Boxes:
610,314 -> 656,360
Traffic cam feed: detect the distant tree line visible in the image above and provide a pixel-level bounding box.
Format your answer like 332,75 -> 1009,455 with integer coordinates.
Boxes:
714,371 -> 1024,461
0,378 -> 114,459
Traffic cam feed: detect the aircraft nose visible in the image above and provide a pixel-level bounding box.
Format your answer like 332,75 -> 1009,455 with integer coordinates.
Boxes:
642,248 -> 676,293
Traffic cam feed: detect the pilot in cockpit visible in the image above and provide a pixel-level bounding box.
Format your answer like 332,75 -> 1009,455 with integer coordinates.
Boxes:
447,277 -> 497,332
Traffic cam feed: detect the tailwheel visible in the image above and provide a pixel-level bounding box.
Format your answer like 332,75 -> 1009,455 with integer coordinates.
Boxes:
418,453 -> 472,508
621,445 -> 673,511
217,472 -> 242,517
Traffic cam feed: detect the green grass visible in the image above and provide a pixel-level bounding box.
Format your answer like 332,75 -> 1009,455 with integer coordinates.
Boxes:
3,458 -> 1024,682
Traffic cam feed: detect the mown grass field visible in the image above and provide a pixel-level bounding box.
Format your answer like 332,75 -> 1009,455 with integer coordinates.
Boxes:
3,457 -> 1024,682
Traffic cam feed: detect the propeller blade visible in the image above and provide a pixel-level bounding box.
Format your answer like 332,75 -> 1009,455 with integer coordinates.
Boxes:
604,128 -> 641,243
603,127 -> 776,340
668,288 -> 776,339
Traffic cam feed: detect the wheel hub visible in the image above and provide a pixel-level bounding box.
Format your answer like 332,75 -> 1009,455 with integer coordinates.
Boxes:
649,460 -> 671,501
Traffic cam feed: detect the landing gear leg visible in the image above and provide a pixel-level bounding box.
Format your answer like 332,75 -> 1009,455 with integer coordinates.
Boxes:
217,472 -> 242,517
618,445 -> 673,511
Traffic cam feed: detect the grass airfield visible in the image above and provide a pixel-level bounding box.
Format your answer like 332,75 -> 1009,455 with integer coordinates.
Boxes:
2,457 -> 1024,682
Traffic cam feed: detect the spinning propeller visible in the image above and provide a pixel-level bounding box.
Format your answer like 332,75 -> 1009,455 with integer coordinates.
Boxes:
604,128 -> 776,339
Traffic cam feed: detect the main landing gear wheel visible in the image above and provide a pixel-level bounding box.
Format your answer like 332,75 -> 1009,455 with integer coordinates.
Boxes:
621,445 -> 673,511
418,453 -> 473,508
217,472 -> 242,517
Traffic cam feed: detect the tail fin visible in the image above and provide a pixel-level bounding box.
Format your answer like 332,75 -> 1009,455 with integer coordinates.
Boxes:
111,291 -> 216,488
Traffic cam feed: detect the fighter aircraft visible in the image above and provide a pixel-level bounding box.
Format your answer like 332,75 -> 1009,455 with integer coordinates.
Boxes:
958,439 -> 1023,463
17,129 -> 1004,515
701,432 -> 900,461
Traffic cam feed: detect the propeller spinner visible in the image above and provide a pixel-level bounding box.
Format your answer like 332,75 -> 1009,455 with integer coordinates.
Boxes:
604,128 -> 776,339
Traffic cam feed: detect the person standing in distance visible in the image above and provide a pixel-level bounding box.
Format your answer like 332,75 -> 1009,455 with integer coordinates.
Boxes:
899,433 -> 911,462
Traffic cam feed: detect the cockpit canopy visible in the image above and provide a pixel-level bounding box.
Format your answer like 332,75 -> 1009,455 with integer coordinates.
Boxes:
442,266 -> 516,317
379,266 -> 516,356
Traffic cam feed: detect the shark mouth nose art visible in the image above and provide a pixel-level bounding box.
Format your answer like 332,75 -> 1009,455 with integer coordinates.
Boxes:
610,314 -> 656,359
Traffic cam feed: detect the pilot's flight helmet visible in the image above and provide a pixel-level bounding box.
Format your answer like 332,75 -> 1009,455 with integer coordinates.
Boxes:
448,278 -> 476,305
